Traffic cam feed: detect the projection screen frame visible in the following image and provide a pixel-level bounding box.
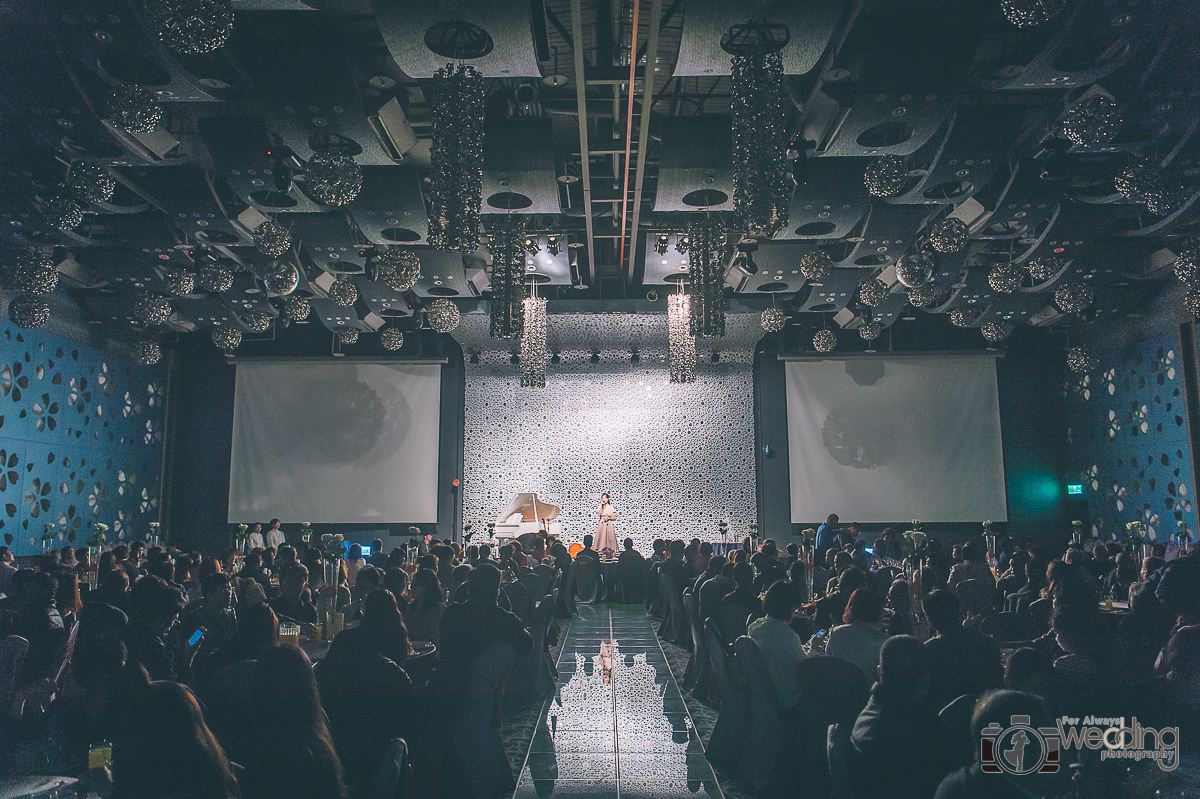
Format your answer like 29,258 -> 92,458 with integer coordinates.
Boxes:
783,353 -> 1009,524
228,358 -> 444,524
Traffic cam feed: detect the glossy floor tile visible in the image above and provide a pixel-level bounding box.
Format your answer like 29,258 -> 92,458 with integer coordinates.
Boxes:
512,605 -> 725,799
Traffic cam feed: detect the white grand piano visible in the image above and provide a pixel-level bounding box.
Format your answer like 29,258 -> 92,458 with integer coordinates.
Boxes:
493,492 -> 562,547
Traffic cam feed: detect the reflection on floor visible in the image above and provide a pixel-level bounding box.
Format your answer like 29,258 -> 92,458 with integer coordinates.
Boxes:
513,604 -> 724,799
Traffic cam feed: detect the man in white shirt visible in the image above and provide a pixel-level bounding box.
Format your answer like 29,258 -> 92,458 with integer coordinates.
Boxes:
246,522 -> 265,550
265,518 -> 285,550
747,580 -> 805,709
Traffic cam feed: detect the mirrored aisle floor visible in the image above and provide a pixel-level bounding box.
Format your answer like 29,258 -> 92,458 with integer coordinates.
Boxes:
513,604 -> 724,799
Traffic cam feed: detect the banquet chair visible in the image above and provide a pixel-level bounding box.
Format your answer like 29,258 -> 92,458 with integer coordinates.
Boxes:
447,642 -> 516,799
573,557 -> 599,605
682,590 -> 710,696
717,604 -> 751,644
827,722 -> 859,799
954,579 -> 995,616
53,619 -> 80,685
518,569 -> 550,604
703,619 -> 745,766
556,562 -> 577,619
980,611 -> 1037,644
732,635 -> 787,792
795,655 -> 871,799
0,635 -> 29,706
657,573 -> 689,647
367,737 -> 412,799
507,592 -> 558,700
502,580 -> 533,625
1028,597 -> 1053,629
616,555 -> 646,604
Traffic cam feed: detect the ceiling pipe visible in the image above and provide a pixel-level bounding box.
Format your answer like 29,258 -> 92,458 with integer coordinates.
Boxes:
623,0 -> 664,278
570,0 -> 597,288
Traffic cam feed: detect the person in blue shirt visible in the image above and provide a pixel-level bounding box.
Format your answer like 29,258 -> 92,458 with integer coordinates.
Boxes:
815,513 -> 841,569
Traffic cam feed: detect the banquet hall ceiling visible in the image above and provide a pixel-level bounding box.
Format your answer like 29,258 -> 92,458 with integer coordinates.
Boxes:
0,0 -> 1197,359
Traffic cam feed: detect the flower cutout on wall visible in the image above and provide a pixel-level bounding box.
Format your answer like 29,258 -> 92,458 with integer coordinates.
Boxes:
1085,464 -> 1099,492
117,466 -> 137,496
1,362 -> 28,401
113,510 -> 126,538
139,486 -> 158,515
122,390 -> 143,418
147,382 -> 164,408
1103,368 -> 1117,396
57,505 -> 83,533
1108,409 -> 1121,439
32,392 -> 59,431
143,419 -> 161,445
24,477 -> 51,518
88,482 -> 110,516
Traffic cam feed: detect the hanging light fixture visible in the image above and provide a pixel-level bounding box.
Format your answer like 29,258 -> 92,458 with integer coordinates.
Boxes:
133,340 -> 162,366
654,234 -> 671,256
146,0 -> 234,55
760,307 -> 786,332
15,252 -> 59,295
857,277 -> 889,307
134,294 -> 172,326
895,251 -> 934,288
284,296 -> 311,322
928,218 -> 968,253
988,264 -> 1023,294
8,295 -> 50,329
1067,346 -> 1097,374
198,263 -> 234,293
428,298 -> 461,332
106,85 -> 161,135
327,278 -> 357,307
67,163 -> 115,204
864,156 -> 908,197
487,216 -> 529,340
1054,282 -> 1094,314
1026,256 -> 1059,282
982,321 -> 1014,343
813,328 -> 837,353
164,269 -> 195,296
1173,247 -> 1199,286
376,249 -> 421,292
858,320 -> 883,341
253,220 -> 291,257
950,308 -> 977,327
684,217 -> 726,338
303,150 -> 362,207
1001,0 -> 1066,27
1061,94 -> 1122,146
241,311 -> 272,333
42,194 -> 83,231
263,261 -> 299,296
337,327 -> 359,345
798,250 -> 832,281
907,283 -> 938,308
429,63 -> 485,252
381,328 -> 404,351
519,293 -> 548,388
668,291 -> 696,384
211,325 -> 241,351
731,44 -> 790,237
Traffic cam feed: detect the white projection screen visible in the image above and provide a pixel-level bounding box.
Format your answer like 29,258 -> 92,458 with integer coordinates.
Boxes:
229,361 -> 441,523
786,356 -> 1007,523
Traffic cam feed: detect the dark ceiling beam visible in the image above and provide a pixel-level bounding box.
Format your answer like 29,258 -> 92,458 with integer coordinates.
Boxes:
634,0 -> 683,64
623,0 -> 663,278
571,0 -> 597,283
542,4 -> 574,52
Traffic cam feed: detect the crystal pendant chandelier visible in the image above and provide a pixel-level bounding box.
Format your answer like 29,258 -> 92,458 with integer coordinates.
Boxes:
519,291 -> 548,388
668,290 -> 696,384
488,216 -> 530,340
681,218 -> 726,339
731,47 -> 790,237
429,63 -> 485,252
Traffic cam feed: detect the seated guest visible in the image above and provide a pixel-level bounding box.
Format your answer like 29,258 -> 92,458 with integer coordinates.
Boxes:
125,575 -> 189,681
872,528 -> 905,566
0,545 -> 16,596
54,571 -> 82,633
449,563 -> 473,603
576,534 -> 601,566
747,581 -> 804,709
698,558 -> 734,624
344,588 -> 412,667
617,537 -> 647,600
996,549 -> 1029,599
1003,647 -> 1055,697
812,566 -> 868,631
827,588 -> 890,678
694,541 -> 713,573
785,559 -> 809,606
10,570 -> 67,683
826,551 -> 853,596
435,563 -> 533,690
659,539 -> 692,597
935,691 -> 1070,799
110,681 -> 240,799
1050,604 -> 1110,688
403,568 -> 445,645
349,564 -> 382,618
1102,552 -> 1138,601
751,541 -> 786,594
947,540 -> 994,589
510,540 -> 529,569
92,566 -> 131,613
884,580 -> 919,638
383,567 -> 411,613
242,644 -> 346,799
44,636 -> 148,774
368,538 -> 388,569
1043,558 -> 1097,610
922,590 -> 1003,710
719,562 -> 762,640
181,572 -> 239,654
271,564 -> 318,626
691,553 -> 724,595
238,550 -> 271,589
851,636 -> 953,799
345,543 -> 367,587
275,544 -> 299,572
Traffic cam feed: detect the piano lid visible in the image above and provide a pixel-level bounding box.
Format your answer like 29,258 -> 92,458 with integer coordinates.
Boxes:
495,492 -> 561,523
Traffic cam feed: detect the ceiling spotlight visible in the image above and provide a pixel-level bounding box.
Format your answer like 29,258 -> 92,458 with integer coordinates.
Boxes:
654,234 -> 671,256
550,351 -> 561,365
734,242 -> 759,276
546,235 -> 561,256
590,350 -> 600,364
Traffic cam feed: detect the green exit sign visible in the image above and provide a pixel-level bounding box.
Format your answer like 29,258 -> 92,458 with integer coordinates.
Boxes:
1067,484 -> 1084,496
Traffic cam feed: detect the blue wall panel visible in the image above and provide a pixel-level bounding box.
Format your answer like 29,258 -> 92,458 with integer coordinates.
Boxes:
0,323 -> 166,556
1065,333 -> 1197,543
